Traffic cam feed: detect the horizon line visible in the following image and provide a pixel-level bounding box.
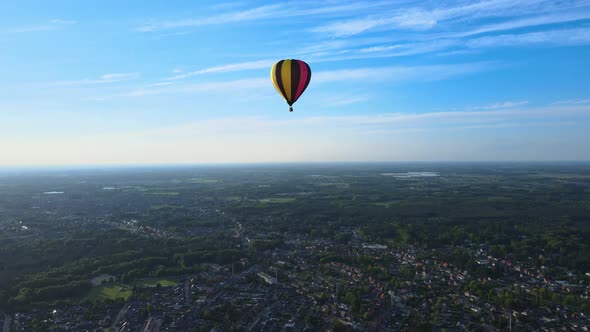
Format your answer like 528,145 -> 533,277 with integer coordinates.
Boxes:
1,160 -> 590,171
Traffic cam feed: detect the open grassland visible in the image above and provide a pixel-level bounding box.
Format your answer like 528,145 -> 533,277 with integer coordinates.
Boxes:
136,279 -> 177,287
190,178 -> 219,183
87,284 -> 132,301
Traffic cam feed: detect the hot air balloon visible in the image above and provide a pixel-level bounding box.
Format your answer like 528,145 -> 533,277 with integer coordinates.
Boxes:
271,59 -> 311,112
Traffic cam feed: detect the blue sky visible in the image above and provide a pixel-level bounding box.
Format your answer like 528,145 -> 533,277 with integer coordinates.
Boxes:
1,0 -> 589,165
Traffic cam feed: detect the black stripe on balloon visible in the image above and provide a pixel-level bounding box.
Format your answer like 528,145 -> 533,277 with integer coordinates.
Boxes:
274,60 -> 288,103
291,60 -> 300,103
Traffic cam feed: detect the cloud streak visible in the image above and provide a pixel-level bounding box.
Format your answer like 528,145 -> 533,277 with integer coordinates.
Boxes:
553,99 -> 590,105
136,1 -> 395,32
168,60 -> 276,80
467,27 -> 590,48
311,1 -> 590,36
301,26 -> 590,63
472,101 -> 529,110
136,4 -> 282,32
7,19 -> 77,33
51,73 -> 140,86
71,103 -> 590,140
107,62 -> 492,99
313,62 -> 492,83
456,11 -> 590,37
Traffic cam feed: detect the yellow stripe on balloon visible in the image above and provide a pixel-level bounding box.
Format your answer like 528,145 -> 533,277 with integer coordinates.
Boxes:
281,59 -> 292,102
270,62 -> 284,100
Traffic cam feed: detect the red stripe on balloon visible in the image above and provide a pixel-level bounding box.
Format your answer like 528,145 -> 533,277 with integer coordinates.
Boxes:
294,60 -> 309,101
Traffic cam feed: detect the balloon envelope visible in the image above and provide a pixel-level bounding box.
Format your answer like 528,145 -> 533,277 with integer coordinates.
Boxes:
271,59 -> 311,111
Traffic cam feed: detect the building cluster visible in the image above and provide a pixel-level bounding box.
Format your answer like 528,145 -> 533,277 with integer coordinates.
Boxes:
8,219 -> 590,332
4,190 -> 590,331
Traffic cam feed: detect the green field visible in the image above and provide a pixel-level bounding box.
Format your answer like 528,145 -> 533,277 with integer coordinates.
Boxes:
136,279 -> 177,287
190,178 -> 219,183
87,284 -> 132,301
259,197 -> 296,203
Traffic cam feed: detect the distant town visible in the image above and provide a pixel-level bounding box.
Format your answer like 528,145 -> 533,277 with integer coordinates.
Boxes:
1,163 -> 589,331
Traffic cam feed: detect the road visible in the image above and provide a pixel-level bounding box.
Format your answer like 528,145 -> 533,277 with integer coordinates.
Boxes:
2,312 -> 10,332
111,304 -> 130,331
184,280 -> 190,306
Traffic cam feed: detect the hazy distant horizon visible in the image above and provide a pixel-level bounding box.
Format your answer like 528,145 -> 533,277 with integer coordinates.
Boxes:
2,160 -> 590,172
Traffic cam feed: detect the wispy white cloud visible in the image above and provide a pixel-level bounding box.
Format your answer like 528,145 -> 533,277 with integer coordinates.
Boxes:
392,8 -> 438,30
472,101 -> 529,110
94,62 -> 490,100
169,41 -> 462,81
10,25 -> 57,33
271,104 -> 590,128
208,2 -> 247,11
309,26 -> 590,62
361,120 -> 577,135
358,44 -> 405,53
50,19 -> 78,25
467,27 -> 590,48
310,5 -> 453,37
146,82 -> 174,87
456,11 -> 590,37
321,95 -> 370,106
136,1 -> 395,32
137,2 -> 590,74
122,77 -> 267,98
311,17 -> 386,37
51,73 -> 140,86
313,62 -> 492,83
448,121 -> 576,130
295,1 -> 397,16
308,26 -> 586,61
301,10 -> 590,60
296,38 -> 383,56
311,0 -> 590,36
353,39 -> 460,57
8,19 -> 77,33
95,104 -> 590,140
553,99 -> 590,105
136,4 -> 282,32
436,49 -> 480,56
183,77 -> 268,93
168,60 -> 275,80
99,73 -> 137,81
